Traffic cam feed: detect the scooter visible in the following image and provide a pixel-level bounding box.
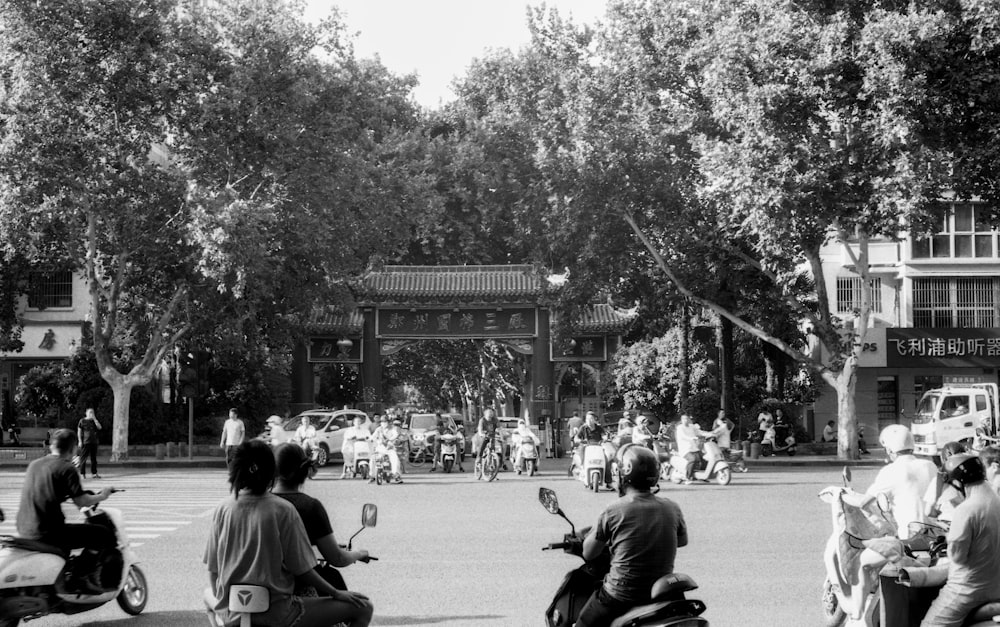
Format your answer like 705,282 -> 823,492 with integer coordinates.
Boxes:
538,487 -> 709,627
0,493 -> 149,627
663,437 -> 732,486
439,433 -> 460,473
515,437 -> 539,476
205,504 -> 378,627
572,443 -> 612,492
372,448 -> 393,485
352,439 -> 372,480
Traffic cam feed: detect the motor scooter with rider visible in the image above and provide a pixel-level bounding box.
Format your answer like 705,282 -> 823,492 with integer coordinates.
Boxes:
571,434 -> 617,492
0,494 -> 149,626
538,452 -> 709,627
664,436 -> 733,486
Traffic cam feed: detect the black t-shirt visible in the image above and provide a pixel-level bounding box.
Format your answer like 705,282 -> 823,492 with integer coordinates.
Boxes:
577,423 -> 605,444
78,417 -> 99,445
275,491 -> 333,546
16,455 -> 84,540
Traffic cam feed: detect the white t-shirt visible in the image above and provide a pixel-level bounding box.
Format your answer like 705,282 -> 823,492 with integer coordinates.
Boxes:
342,426 -> 369,451
220,418 -> 245,447
866,454 -> 939,539
674,423 -> 704,455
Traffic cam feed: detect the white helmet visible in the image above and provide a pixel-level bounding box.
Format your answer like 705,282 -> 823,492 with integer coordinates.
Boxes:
879,424 -> 914,455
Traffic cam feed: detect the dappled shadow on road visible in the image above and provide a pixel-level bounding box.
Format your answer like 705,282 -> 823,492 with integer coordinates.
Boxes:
374,615 -> 506,625
69,610 -> 210,626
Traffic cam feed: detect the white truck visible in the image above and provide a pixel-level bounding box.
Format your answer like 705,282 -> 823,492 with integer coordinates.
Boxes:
911,383 -> 1000,458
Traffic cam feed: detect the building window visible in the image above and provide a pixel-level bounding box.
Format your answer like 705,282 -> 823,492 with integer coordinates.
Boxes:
27,270 -> 73,309
913,277 -> 996,328
835,275 -> 882,314
912,203 -> 996,259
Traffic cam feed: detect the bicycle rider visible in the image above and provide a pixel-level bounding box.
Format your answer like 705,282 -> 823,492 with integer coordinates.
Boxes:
476,408 -> 500,466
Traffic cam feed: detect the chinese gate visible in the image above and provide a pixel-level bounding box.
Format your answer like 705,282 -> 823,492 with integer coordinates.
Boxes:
290,265 -> 634,429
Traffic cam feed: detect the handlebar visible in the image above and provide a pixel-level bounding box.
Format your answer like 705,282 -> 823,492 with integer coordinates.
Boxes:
543,542 -> 573,551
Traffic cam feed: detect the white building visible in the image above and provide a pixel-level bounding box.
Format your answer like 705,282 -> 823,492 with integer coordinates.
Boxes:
0,270 -> 89,424
814,200 -> 1000,438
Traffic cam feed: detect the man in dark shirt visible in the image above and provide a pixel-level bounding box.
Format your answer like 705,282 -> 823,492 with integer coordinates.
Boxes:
476,408 -> 500,463
577,446 -> 688,627
17,428 -> 115,593
77,407 -> 102,479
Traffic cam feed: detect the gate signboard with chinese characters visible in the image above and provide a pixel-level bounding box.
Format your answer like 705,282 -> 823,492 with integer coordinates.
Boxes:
378,308 -> 536,338
293,265 -> 636,420
886,328 -> 1000,368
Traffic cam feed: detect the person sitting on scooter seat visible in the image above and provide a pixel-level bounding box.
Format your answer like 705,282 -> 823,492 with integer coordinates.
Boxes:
205,440 -> 372,627
613,416 -> 633,447
476,408 -> 501,464
295,415 -> 317,454
674,414 -> 706,485
919,454 -> 1000,627
16,428 -> 116,594
926,440 -> 969,523
371,415 -> 403,483
272,443 -> 372,594
632,415 -> 655,450
430,413 -> 464,472
512,418 -> 540,473
575,412 -> 612,488
340,415 -> 370,479
866,424 -> 938,540
577,445 -> 688,627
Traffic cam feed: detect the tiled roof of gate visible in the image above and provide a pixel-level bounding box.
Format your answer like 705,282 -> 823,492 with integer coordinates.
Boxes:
361,265 -> 546,303
575,304 -> 637,334
305,309 -> 364,335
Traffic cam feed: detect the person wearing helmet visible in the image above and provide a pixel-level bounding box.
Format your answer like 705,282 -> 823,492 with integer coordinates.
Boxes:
576,445 -> 687,627
866,424 -> 938,539
920,454 -> 1000,627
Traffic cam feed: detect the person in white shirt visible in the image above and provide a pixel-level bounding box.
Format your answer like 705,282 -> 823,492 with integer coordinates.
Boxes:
674,414 -> 706,484
294,416 -> 317,450
866,424 -> 938,539
370,415 -> 403,483
710,410 -> 734,453
219,408 -> 245,470
511,418 -> 540,473
632,415 -> 655,450
340,415 -> 370,479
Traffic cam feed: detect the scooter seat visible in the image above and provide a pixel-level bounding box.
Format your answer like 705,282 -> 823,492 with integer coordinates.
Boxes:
964,600 -> 1000,624
650,572 -> 698,600
608,598 -> 707,627
0,536 -> 66,557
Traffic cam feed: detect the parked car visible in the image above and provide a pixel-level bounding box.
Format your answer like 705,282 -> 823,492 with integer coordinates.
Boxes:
270,408 -> 371,466
407,413 -> 454,445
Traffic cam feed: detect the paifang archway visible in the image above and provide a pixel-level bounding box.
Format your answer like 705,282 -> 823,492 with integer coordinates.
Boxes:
290,265 -> 634,435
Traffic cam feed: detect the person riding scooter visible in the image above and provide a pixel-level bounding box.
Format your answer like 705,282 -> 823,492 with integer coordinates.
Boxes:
15,428 -> 116,593
370,416 -> 403,483
613,417 -> 633,447
511,418 -> 540,473
919,453 -> 1000,626
866,424 -> 938,540
674,414 -> 706,485
576,445 -> 688,627
574,412 -> 612,488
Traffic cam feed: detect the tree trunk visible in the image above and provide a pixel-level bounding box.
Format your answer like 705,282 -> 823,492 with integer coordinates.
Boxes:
719,316 -> 735,419
834,363 -> 860,460
109,379 -> 138,462
678,305 -> 690,412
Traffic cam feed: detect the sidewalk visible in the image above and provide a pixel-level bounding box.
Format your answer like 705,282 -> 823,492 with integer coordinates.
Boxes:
0,447 -> 888,471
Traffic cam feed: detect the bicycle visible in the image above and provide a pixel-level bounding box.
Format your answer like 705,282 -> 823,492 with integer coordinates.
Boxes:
475,434 -> 502,481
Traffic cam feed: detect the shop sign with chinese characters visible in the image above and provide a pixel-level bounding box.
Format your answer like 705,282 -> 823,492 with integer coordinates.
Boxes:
308,337 -> 363,363
886,329 -> 1000,368
376,308 -> 536,338
550,336 -> 608,362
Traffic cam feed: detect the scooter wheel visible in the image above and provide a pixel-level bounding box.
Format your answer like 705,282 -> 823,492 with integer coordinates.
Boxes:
117,564 -> 149,615
715,466 -> 732,486
821,578 -> 847,627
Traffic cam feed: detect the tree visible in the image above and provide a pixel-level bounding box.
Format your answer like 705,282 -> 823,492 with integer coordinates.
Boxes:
449,2 -> 1000,459
0,0 -> 429,459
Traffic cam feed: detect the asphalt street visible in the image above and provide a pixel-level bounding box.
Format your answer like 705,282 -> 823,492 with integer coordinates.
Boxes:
0,460 -> 884,626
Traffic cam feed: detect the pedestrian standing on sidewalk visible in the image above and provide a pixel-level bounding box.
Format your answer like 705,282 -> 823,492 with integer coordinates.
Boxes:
77,408 -> 102,479
219,408 -> 245,470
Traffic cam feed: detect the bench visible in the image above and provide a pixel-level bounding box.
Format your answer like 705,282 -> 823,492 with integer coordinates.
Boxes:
4,426 -> 50,447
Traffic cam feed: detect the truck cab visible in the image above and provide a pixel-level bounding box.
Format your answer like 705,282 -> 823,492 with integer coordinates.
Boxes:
911,383 -> 999,458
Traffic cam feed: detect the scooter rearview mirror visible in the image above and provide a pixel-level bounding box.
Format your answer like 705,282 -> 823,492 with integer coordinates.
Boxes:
361,503 -> 377,528
842,466 -> 852,487
538,488 -> 560,515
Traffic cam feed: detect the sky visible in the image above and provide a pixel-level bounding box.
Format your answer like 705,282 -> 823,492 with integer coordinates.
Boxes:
304,0 -> 609,108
